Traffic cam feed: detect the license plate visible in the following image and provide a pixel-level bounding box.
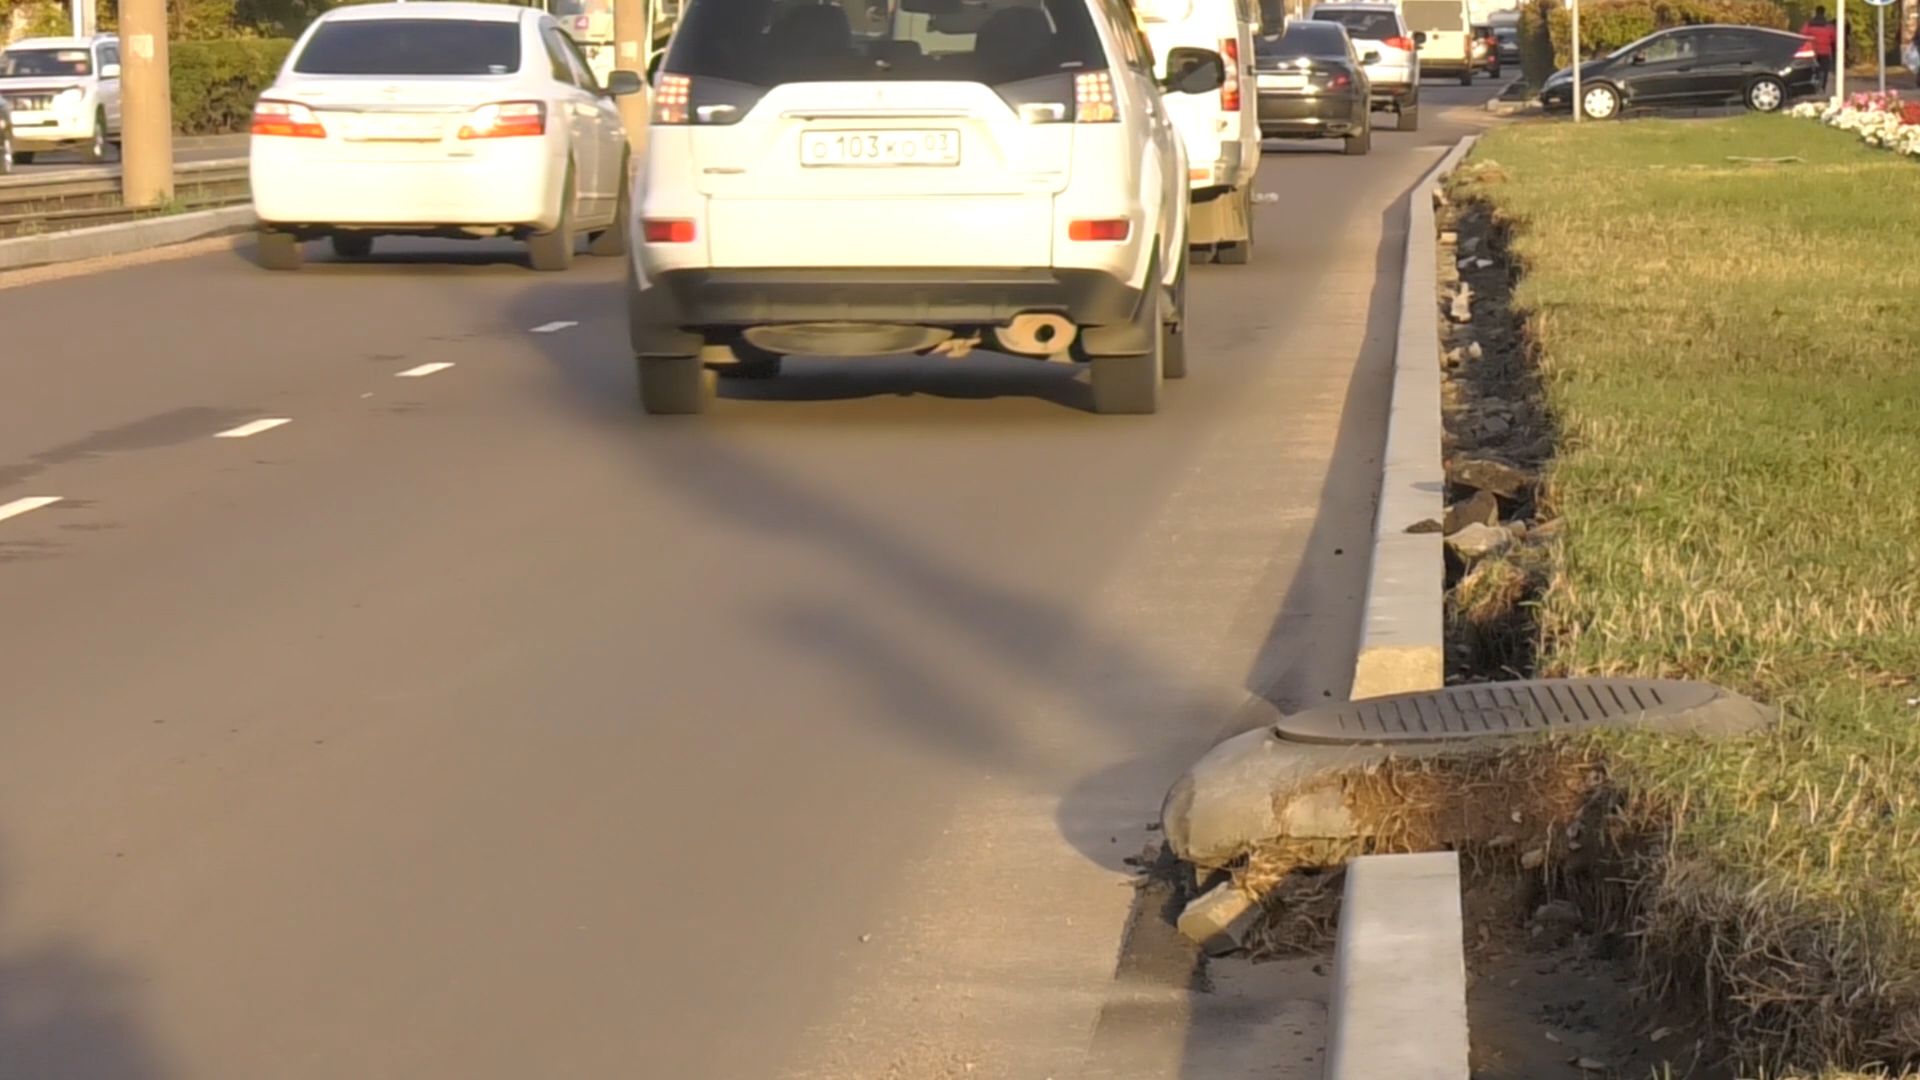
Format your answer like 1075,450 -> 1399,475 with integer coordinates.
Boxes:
343,114 -> 446,142
800,129 -> 960,167
1258,74 -> 1308,90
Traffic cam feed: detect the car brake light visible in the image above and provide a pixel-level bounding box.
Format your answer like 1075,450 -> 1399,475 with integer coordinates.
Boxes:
643,218 -> 697,243
251,100 -> 326,138
574,15 -> 589,30
654,74 -> 691,123
1068,218 -> 1131,242
1220,37 -> 1242,110
1329,72 -> 1352,89
458,101 -> 545,139
1075,71 -> 1117,122
1385,35 -> 1414,51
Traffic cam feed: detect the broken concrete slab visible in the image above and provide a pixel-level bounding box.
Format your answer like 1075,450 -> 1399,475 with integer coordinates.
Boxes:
1177,881 -> 1263,955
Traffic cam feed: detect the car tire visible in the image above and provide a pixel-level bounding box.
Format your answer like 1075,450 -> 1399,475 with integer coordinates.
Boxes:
13,150 -> 32,165
1345,122 -> 1372,155
1162,254 -> 1188,380
1215,186 -> 1253,266
528,165 -> 577,272
330,234 -> 374,259
588,154 -> 632,257
83,112 -> 108,164
256,231 -> 303,271
1089,263 -> 1165,416
1579,83 -> 1621,120
0,129 -> 12,175
1459,69 -> 1474,87
1400,103 -> 1420,130
716,341 -> 783,379
1745,75 -> 1787,113
637,355 -> 711,414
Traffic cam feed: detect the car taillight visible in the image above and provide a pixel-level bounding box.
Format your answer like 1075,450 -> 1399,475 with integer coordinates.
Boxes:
574,15 -> 589,30
1074,71 -> 1118,122
1220,37 -> 1242,110
1385,35 -> 1414,51
1328,72 -> 1352,89
643,218 -> 697,243
654,73 -> 692,123
458,101 -> 545,139
1068,218 -> 1131,242
251,100 -> 325,138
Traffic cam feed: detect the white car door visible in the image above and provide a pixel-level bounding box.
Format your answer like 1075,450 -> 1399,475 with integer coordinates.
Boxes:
554,30 -> 627,214
97,41 -> 122,133
539,23 -> 602,222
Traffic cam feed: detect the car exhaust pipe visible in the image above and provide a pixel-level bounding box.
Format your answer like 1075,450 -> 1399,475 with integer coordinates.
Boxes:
992,313 -> 1077,357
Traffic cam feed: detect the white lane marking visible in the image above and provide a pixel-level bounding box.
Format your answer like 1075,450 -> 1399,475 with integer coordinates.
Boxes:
214,418 -> 292,439
529,321 -> 578,334
0,496 -> 62,525
396,362 -> 455,378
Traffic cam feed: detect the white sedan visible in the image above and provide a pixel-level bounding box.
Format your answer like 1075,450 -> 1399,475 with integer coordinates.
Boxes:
249,1 -> 642,271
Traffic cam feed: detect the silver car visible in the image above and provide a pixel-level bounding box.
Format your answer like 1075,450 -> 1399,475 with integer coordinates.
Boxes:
1308,2 -> 1420,130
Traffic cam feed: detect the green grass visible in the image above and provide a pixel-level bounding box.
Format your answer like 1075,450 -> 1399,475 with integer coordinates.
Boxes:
1456,116 -> 1920,1073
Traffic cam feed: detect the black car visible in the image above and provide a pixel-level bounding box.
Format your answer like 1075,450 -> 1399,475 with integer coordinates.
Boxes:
1254,20 -> 1375,155
1540,24 -> 1821,119
1491,22 -> 1521,67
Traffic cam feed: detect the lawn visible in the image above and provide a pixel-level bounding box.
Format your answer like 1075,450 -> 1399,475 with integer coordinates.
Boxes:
1454,116 -> 1920,1074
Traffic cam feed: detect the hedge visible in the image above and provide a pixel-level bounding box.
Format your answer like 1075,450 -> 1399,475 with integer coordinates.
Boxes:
1538,0 -> 1788,66
171,38 -> 293,134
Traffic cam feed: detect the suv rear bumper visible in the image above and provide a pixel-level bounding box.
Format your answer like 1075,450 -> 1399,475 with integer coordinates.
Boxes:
627,267 -> 1147,357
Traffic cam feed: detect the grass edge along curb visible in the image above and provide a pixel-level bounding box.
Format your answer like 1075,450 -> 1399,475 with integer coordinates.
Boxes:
1451,115 -> 1920,1076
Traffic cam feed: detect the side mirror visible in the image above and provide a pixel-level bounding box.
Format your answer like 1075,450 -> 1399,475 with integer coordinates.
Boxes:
1361,50 -> 1381,64
606,69 -> 645,96
1412,30 -> 1427,46
101,62 -> 121,79
1162,46 -> 1225,95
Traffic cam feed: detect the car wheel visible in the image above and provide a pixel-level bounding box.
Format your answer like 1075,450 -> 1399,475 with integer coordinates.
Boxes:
587,154 -> 632,257
527,164 -> 577,272
256,231 -> 303,271
1746,75 -> 1786,113
1579,83 -> 1620,120
1162,253 -> 1189,380
83,112 -> 108,164
1458,69 -> 1474,87
1215,186 -> 1253,266
13,150 -> 33,165
1400,103 -> 1420,130
1089,258 -> 1165,415
1345,121 -> 1372,155
637,355 -> 711,414
716,340 -> 783,379
330,234 -> 374,259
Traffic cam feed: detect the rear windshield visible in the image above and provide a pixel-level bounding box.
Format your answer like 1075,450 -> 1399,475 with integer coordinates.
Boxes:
0,48 -> 93,78
1402,0 -> 1463,32
293,19 -> 523,75
1256,23 -> 1348,58
664,0 -> 1108,86
1309,9 -> 1398,40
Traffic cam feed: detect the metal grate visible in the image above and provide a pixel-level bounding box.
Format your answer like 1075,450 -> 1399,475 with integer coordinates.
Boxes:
1276,679 -> 1731,745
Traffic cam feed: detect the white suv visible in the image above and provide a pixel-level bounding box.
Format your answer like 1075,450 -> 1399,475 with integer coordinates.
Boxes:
1140,0 -> 1261,264
1309,3 -> 1419,129
0,35 -> 122,165
626,0 -> 1227,415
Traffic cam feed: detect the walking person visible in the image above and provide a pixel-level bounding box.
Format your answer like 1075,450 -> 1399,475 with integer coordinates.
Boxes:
1801,7 -> 1838,94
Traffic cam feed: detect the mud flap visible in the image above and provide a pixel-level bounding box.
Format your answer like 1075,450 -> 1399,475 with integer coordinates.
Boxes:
626,259 -> 704,358
1187,186 -> 1251,248
1077,256 -> 1159,358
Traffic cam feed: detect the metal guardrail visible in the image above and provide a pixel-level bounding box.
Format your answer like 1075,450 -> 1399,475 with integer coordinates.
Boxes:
0,158 -> 251,240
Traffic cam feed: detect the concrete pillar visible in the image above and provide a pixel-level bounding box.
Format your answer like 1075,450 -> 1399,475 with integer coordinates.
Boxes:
119,0 -> 173,208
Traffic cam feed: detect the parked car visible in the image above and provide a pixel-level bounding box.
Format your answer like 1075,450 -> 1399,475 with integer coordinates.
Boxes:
0,97 -> 13,175
1539,24 -> 1820,119
1401,0 -> 1475,85
628,0 -> 1227,415
1254,19 -> 1374,154
0,35 -> 121,165
1140,0 -> 1262,265
249,1 -> 642,271
1308,2 -> 1420,129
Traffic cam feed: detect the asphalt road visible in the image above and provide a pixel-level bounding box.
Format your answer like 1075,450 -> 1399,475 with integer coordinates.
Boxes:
0,82 -> 1498,1079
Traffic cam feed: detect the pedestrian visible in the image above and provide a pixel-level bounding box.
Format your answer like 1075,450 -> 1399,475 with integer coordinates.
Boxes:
1801,7 -> 1838,94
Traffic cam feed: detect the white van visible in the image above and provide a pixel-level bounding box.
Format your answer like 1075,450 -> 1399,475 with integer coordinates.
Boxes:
1139,0 -> 1261,264
1401,0 -> 1475,85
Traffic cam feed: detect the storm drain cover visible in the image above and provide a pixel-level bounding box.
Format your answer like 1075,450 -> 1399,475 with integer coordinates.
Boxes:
1274,678 -> 1772,746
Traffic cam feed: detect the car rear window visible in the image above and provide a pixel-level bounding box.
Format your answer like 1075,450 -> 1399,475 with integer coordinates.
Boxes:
663,0 -> 1108,86
1309,9 -> 1398,40
0,48 -> 93,78
1256,23 -> 1348,58
1401,0 -> 1462,32
293,19 -> 523,76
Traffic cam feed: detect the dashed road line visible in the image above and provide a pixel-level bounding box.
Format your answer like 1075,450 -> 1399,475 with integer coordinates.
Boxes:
0,496 -> 63,525
529,321 -> 579,334
396,362 -> 455,378
214,418 -> 292,439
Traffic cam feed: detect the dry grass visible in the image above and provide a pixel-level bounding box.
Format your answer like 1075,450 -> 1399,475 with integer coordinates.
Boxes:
1456,116 -> 1920,1075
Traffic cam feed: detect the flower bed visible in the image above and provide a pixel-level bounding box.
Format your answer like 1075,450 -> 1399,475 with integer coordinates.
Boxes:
1789,90 -> 1920,156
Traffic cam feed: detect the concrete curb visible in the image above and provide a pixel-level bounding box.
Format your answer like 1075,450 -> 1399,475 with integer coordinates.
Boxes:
1323,852 -> 1470,1080
1347,135 -> 1479,701
0,204 -> 255,272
